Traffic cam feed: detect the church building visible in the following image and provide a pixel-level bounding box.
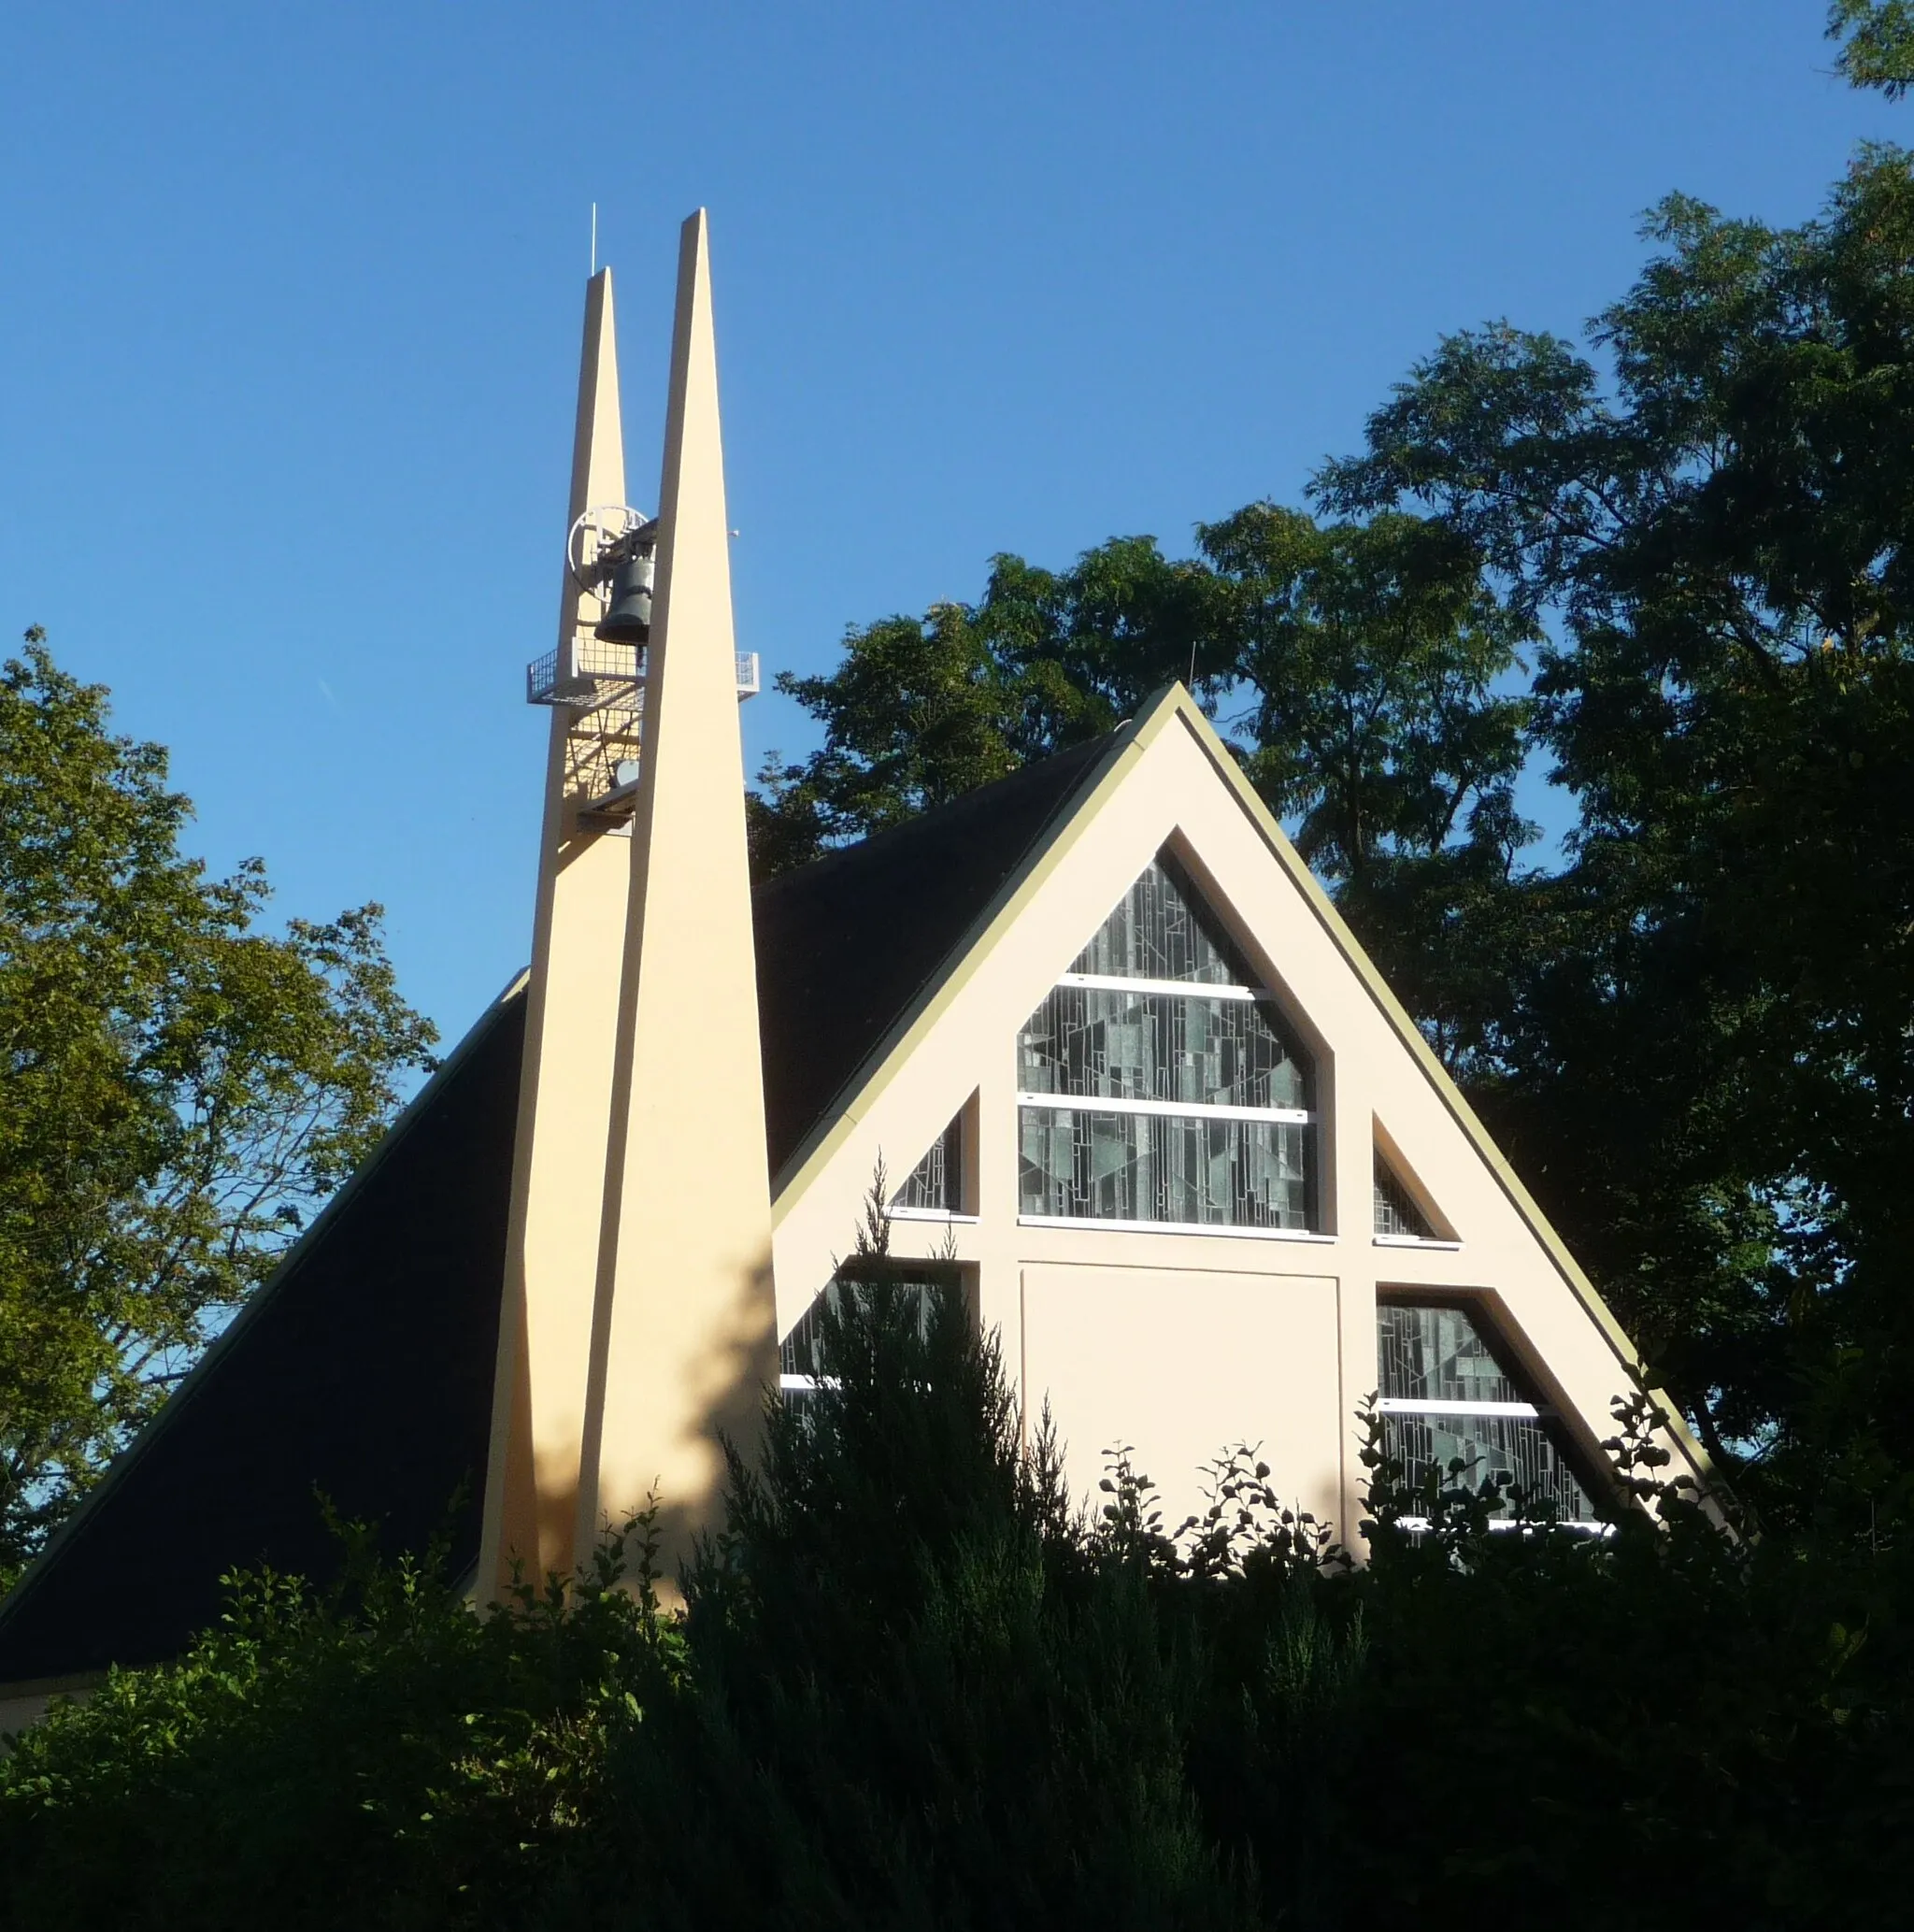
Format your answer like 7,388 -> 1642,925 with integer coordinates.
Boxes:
0,214 -> 1712,1731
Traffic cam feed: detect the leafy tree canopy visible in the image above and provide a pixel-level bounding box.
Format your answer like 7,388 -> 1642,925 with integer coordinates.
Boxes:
0,632 -> 436,1585
1830,0 -> 1914,97
753,144 -> 1914,1532
1316,150 -> 1914,1517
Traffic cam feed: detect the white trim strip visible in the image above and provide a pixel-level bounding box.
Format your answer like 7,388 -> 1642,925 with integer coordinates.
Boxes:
1392,1515 -> 1613,1538
1376,1397 -> 1550,1419
1018,1092 -> 1312,1126
1019,1213 -> 1333,1243
887,1207 -> 979,1225
1374,1234 -> 1462,1251
1056,971 -> 1265,1003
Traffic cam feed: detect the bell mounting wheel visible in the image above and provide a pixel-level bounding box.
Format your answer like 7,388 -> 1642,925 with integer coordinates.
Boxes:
567,504 -> 650,596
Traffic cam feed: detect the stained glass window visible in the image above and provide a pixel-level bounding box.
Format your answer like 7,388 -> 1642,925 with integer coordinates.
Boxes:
892,1113 -> 964,1214
1373,1153 -> 1435,1238
1018,852 -> 1318,1230
1375,1301 -> 1601,1523
1020,1108 -> 1309,1227
1068,852 -> 1257,984
1020,986 -> 1309,1111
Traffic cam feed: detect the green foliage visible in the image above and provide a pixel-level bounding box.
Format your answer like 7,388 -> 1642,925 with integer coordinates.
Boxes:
1199,504 -> 1535,889
1316,153 -> 1914,1524
0,632 -> 437,1582
1830,0 -> 1914,97
751,517 -> 1522,892
751,537 -> 1221,871
4,1284 -> 1906,1927
0,1507 -> 677,1928
754,143 -> 1914,1538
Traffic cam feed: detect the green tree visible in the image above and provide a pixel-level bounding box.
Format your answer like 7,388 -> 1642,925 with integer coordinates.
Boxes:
1830,0 -> 1914,97
1315,153 -> 1914,1512
752,508 -> 1539,1071
1197,504 -> 1542,1065
750,601 -> 1024,868
4,1276 -> 1905,1928
750,536 -> 1221,871
1200,504 -> 1535,890
0,631 -> 437,1584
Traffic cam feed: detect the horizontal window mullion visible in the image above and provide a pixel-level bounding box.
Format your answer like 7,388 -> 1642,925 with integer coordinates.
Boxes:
1056,971 -> 1264,1003
1375,1396 -> 1550,1419
1018,1092 -> 1313,1126
1020,1212 -> 1334,1243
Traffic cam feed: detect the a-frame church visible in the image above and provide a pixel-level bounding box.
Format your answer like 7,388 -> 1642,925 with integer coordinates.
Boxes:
0,215 -> 1713,1731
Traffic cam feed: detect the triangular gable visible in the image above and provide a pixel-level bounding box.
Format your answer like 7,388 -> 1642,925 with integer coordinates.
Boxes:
770,683 -> 1712,1511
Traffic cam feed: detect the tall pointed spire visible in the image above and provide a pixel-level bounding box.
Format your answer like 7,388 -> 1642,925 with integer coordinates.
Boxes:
574,212 -> 778,1578
478,269 -> 639,1594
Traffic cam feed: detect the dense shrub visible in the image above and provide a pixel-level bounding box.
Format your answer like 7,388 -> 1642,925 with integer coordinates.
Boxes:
4,1281 -> 1907,1929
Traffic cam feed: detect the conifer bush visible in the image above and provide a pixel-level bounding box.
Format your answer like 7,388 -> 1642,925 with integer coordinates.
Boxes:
3,1270 -> 1907,1928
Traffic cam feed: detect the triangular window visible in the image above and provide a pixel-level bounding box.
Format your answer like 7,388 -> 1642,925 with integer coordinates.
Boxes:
890,1110 -> 965,1216
1374,1151 -> 1436,1239
1069,853 -> 1258,985
1376,1300 -> 1602,1524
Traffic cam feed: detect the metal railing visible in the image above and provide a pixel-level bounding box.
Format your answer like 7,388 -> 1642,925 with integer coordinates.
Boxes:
526,643 -> 762,706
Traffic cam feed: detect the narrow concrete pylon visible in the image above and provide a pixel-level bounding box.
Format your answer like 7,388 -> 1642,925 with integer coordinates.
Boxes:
575,213 -> 778,1582
478,269 -> 635,1597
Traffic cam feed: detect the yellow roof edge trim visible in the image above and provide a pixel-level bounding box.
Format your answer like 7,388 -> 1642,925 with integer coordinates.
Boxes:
769,704 -> 1162,1214
1159,688 -> 1716,1487
766,680 -> 1713,1495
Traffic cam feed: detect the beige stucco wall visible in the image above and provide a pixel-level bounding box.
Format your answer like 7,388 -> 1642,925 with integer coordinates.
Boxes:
768,697 -> 1706,1543
478,268 -> 634,1595
1022,1265 -> 1345,1534
575,212 -> 778,1585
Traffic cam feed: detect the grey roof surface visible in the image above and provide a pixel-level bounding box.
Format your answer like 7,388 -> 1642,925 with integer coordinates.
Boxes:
0,737 -> 1112,1686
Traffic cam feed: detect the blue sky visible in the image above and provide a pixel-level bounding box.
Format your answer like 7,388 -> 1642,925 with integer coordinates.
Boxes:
1,3 -> 1897,1046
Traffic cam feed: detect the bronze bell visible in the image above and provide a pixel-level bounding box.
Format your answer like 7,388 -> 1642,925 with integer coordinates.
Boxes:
595,542 -> 655,645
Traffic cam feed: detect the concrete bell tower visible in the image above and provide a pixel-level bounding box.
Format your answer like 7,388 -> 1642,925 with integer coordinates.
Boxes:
479,213 -> 776,1598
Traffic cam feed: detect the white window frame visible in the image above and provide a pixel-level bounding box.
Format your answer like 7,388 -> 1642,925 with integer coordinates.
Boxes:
1055,970 -> 1264,1003
1016,1091 -> 1313,1127
1373,1306 -> 1607,1527
1017,1211 -> 1332,1242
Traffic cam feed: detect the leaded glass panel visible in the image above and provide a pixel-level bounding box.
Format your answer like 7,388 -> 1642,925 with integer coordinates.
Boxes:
1020,1106 -> 1310,1228
892,1115 -> 964,1213
779,1277 -> 940,1380
1376,1302 -> 1601,1523
1373,1155 -> 1435,1238
1381,1410 -> 1598,1522
1020,986 -> 1309,1111
1071,854 -> 1256,984
1378,1303 -> 1521,1405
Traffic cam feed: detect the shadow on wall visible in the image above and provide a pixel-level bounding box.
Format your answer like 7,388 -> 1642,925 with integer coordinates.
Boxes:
553,1245 -> 778,1611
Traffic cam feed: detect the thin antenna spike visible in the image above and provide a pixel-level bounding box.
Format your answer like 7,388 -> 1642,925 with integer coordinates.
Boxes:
590,203 -> 598,277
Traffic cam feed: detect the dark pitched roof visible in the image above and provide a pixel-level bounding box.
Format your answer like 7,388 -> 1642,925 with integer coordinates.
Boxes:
754,735 -> 1113,1178
0,986 -> 527,1685
0,738 -> 1114,1687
